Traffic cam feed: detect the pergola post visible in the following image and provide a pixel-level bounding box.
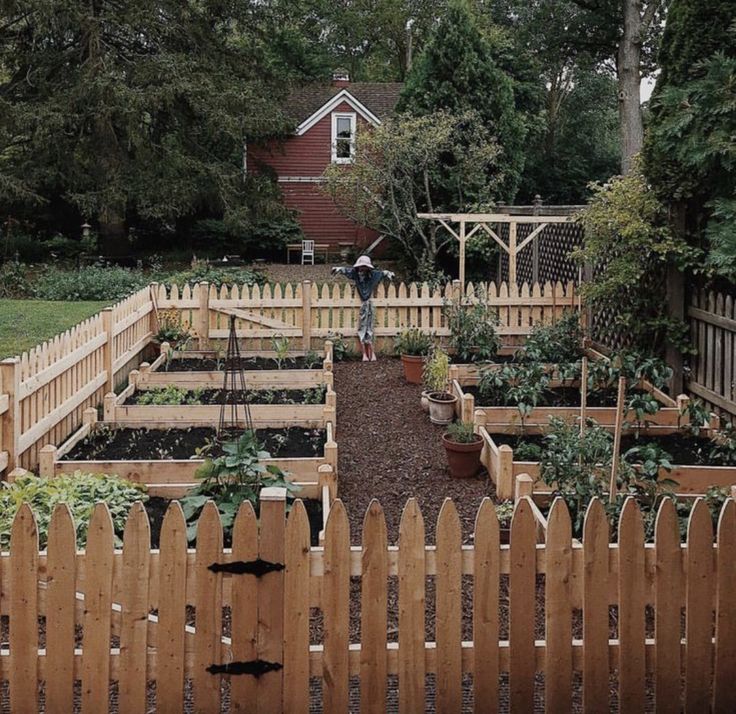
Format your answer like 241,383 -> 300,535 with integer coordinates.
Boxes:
508,219 -> 517,286
458,220 -> 466,290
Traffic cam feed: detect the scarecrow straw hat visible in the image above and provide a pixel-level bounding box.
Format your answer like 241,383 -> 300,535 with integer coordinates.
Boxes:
353,255 -> 374,269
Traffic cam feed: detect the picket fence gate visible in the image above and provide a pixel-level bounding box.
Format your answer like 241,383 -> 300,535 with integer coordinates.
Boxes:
3,492 -> 736,713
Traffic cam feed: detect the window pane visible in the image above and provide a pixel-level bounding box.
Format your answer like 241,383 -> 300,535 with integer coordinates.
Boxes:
336,117 -> 352,138
336,138 -> 351,159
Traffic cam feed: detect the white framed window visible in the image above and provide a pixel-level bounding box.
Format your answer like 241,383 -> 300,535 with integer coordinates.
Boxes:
331,112 -> 356,164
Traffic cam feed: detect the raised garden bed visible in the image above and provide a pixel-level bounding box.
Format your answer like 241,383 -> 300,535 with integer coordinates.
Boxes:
138,340 -> 334,390
104,380 -> 336,428
479,426 -> 734,499
40,409 -> 337,501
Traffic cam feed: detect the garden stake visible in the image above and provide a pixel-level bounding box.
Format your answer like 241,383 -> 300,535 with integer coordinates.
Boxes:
609,376 -> 627,499
580,356 -> 588,438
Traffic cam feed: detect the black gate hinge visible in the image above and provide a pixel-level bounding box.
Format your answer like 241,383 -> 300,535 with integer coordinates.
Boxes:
207,659 -> 283,677
208,558 -> 285,576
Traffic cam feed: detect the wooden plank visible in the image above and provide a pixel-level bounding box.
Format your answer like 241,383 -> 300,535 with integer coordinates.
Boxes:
231,501 -> 259,711
582,498 -> 609,713
545,498 -> 572,713
157,502 -> 188,714
118,502 -> 151,713
398,498 -> 426,714
193,502 -> 224,714
713,499 -> 736,712
653,498 -> 682,714
283,500 -> 312,714
617,498 -> 646,711
685,498 -> 714,713
509,498 -> 536,713
45,504 -> 76,714
435,499 -> 462,714
360,500 -> 388,714
323,499 -> 350,714
257,487 -> 286,714
9,503 -> 39,713
81,504 -> 114,714
473,498 -> 499,714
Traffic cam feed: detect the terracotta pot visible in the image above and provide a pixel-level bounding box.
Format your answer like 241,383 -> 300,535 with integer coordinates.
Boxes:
401,354 -> 425,384
427,392 -> 457,425
441,433 -> 483,479
420,391 -> 430,412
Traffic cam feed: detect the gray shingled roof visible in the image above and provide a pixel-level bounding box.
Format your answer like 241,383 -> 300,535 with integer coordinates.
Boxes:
284,82 -> 404,127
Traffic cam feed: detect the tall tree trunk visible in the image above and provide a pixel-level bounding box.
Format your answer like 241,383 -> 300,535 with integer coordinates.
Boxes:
618,0 -> 644,173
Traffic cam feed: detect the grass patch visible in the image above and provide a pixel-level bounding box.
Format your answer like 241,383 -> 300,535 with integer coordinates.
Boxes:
0,299 -> 108,358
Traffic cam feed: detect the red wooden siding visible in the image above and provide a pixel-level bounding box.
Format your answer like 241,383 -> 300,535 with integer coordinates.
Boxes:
248,99 -> 378,247
281,182 -> 378,247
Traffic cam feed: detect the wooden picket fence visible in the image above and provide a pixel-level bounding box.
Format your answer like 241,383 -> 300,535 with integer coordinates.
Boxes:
0,287 -> 156,473
688,288 -> 736,417
4,492 -> 736,713
155,279 -> 579,352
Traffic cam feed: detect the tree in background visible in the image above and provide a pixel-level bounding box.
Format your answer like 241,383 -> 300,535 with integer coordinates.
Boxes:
0,0 -> 293,253
397,0 -> 527,201
644,5 -> 736,278
322,111 -> 503,273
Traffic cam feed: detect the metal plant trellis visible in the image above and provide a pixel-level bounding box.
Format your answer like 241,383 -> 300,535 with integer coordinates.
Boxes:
218,314 -> 253,434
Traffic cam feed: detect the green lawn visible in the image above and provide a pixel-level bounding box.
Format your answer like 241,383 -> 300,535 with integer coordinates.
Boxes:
0,299 -> 109,359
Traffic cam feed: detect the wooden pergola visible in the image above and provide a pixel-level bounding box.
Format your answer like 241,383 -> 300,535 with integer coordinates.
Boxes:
417,213 -> 574,288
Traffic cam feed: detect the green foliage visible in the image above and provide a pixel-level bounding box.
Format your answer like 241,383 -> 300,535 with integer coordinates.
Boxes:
478,362 -> 550,427
32,265 -> 148,301
513,440 -> 543,462
154,308 -> 192,346
0,262 -> 33,299
327,333 -> 357,362
520,311 -> 583,363
181,431 -> 299,541
271,334 -> 293,369
443,295 -> 501,363
494,500 -> 515,526
445,421 -> 478,443
323,110 -> 504,272
573,166 -> 698,354
708,421 -> 736,466
394,328 -> 433,356
423,346 -> 451,392
398,0 -> 527,200
586,351 -> 673,391
136,385 -> 203,406
0,472 -> 147,549
162,263 -> 265,288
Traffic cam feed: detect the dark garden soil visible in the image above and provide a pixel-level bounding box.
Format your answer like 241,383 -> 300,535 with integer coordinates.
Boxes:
162,355 -> 323,371
125,387 -> 325,406
468,385 -> 663,408
490,431 -> 725,466
63,426 -> 326,461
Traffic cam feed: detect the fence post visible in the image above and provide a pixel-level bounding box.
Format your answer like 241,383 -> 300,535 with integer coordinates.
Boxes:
0,358 -> 20,471
197,282 -> 210,350
257,486 -> 286,713
148,281 -> 159,336
302,280 -> 312,352
101,307 -> 115,394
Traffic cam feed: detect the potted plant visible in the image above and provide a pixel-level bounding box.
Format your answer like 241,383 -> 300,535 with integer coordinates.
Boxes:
494,501 -> 514,544
395,328 -> 433,384
422,347 -> 457,424
442,421 -> 483,478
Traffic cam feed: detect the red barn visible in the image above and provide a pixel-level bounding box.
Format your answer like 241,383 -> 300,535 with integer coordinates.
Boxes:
247,71 -> 402,252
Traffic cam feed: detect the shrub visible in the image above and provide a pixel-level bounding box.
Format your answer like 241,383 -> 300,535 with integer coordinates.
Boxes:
0,472 -> 147,548
443,294 -> 500,362
520,311 -> 584,363
0,261 -> 34,298
394,328 -> 433,356
34,265 -> 148,301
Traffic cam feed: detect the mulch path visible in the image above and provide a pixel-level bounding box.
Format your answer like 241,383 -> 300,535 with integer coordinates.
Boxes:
333,357 -> 492,545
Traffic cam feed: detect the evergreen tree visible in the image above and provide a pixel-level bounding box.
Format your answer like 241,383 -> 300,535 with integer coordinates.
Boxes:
397,0 -> 527,201
0,0 -> 292,252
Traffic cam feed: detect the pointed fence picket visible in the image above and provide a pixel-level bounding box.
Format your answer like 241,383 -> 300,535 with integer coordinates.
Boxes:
2,491 -> 734,712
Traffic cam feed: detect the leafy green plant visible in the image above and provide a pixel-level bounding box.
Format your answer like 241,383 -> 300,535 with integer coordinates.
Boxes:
709,421 -> 736,466
494,500 -> 515,527
302,385 -> 327,405
520,311 -> 584,363
155,308 -> 192,347
136,385 -> 203,406
303,350 -> 322,368
327,333 -> 357,362
443,295 -> 501,362
478,363 -> 551,429
394,328 -> 433,357
34,265 -> 149,301
624,391 -> 662,437
180,431 -> 299,541
271,334 -> 293,369
423,346 -> 451,393
513,440 -> 543,462
444,421 -> 478,444
678,398 -> 712,437
0,472 -> 147,548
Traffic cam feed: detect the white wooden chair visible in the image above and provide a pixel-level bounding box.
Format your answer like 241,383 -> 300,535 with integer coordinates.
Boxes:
301,239 -> 315,265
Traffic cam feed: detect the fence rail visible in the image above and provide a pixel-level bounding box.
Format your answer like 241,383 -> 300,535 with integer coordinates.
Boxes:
688,288 -> 736,416
2,493 -> 734,712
